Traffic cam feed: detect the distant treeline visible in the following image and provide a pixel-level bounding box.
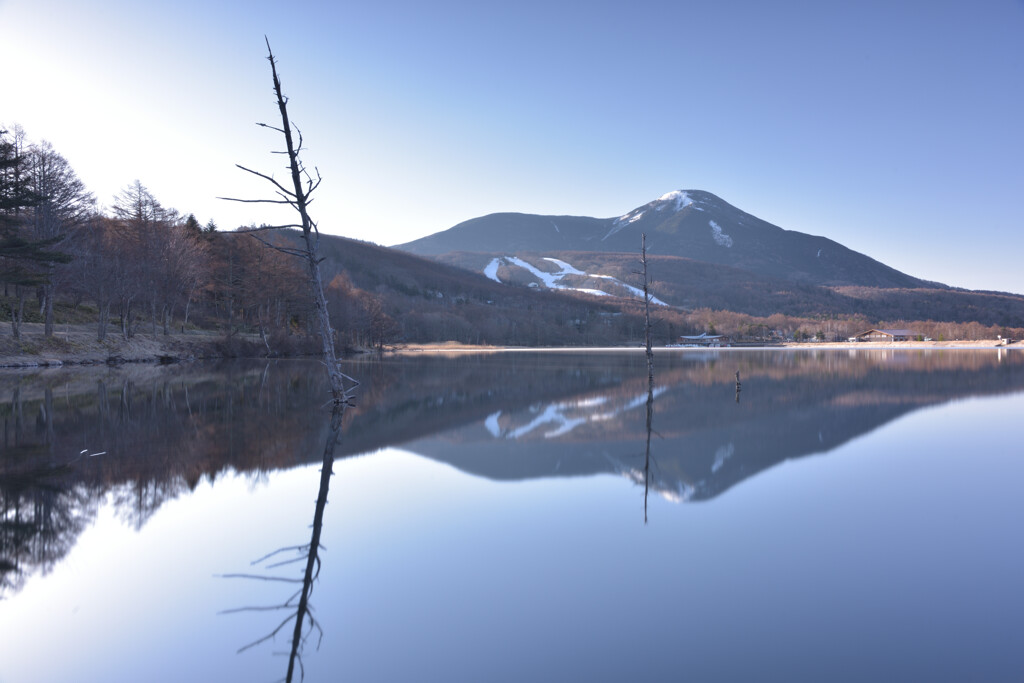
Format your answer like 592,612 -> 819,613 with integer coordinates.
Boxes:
3,125 -> 1021,351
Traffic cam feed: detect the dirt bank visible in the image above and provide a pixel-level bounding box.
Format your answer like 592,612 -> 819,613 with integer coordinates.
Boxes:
0,322 -> 241,367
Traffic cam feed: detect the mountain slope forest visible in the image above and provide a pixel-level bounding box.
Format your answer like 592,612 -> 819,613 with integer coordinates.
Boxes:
3,127 -> 1022,354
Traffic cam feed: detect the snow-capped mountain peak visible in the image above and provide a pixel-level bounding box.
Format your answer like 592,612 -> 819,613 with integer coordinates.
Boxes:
656,190 -> 695,212
607,190 -> 700,238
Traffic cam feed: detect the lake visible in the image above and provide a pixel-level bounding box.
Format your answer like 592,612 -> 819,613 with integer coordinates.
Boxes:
1,349 -> 1023,682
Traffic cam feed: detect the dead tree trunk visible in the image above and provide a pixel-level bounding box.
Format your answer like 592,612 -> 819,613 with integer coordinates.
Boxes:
642,233 -> 653,390
221,39 -> 356,404
268,47 -> 351,401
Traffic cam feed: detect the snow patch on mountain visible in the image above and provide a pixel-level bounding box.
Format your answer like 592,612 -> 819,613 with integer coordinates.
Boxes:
710,220 -> 733,247
606,210 -> 646,240
505,256 -> 561,287
484,255 -> 667,305
543,257 -> 585,275
483,257 -> 502,282
603,223 -> 621,241
589,275 -> 667,305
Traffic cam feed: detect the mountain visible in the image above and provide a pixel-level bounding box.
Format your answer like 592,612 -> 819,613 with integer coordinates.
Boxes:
269,226 -> 1024,345
396,190 -> 939,290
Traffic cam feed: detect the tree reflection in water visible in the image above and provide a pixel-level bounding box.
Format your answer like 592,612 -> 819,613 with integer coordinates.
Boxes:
4,350 -> 1024,669
221,402 -> 347,682
1,385 -> 101,597
643,379 -> 654,525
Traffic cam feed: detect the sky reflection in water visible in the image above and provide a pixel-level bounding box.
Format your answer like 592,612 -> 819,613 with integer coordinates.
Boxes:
1,350 -> 1023,682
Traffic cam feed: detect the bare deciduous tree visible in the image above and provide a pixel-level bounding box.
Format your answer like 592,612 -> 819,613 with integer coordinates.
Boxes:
67,214 -> 117,340
27,140 -> 94,336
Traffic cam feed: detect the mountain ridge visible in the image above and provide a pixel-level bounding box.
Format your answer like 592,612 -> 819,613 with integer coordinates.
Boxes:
396,190 -> 944,291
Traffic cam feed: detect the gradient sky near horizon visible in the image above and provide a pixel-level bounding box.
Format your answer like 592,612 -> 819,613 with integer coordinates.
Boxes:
3,0 -> 1023,294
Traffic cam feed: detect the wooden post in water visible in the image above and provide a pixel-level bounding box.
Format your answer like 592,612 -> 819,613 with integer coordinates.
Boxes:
735,370 -> 742,403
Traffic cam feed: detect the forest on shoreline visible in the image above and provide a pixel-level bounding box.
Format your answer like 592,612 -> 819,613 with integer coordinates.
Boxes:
4,124 -> 1023,364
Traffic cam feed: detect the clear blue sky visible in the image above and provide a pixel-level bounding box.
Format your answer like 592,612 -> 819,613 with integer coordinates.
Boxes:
3,0 -> 1022,293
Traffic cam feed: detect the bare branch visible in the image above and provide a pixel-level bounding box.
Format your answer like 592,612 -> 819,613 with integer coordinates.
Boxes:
234,164 -> 298,199
256,246 -> 308,259
266,556 -> 310,570
217,196 -> 293,205
228,224 -> 304,233
256,122 -> 287,134
236,613 -> 298,653
305,171 -> 322,196
250,546 -> 311,565
218,573 -> 303,583
246,233 -> 308,258
219,604 -> 297,615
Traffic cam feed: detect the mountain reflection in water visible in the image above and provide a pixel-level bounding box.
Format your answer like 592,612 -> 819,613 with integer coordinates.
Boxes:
401,348 -> 1024,503
3,349 -> 1022,601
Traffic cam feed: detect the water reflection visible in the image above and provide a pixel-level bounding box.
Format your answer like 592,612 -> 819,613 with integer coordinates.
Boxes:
2,350 -> 1024,601
643,374 -> 654,524
404,349 -> 1024,503
222,406 -> 345,682
1,362 -> 331,598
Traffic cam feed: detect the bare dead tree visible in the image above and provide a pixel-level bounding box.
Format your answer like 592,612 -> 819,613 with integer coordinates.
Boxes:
641,233 -> 653,389
221,38 -> 356,405
218,40 -> 361,665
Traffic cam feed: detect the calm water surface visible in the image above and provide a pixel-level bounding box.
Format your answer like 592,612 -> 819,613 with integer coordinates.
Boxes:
1,349 -> 1023,682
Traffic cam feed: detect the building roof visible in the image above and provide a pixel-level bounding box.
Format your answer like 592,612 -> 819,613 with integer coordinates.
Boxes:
856,328 -> 919,337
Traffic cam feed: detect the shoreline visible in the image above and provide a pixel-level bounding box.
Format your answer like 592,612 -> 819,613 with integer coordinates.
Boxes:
1,323 -> 1019,368
390,340 -> 1021,354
